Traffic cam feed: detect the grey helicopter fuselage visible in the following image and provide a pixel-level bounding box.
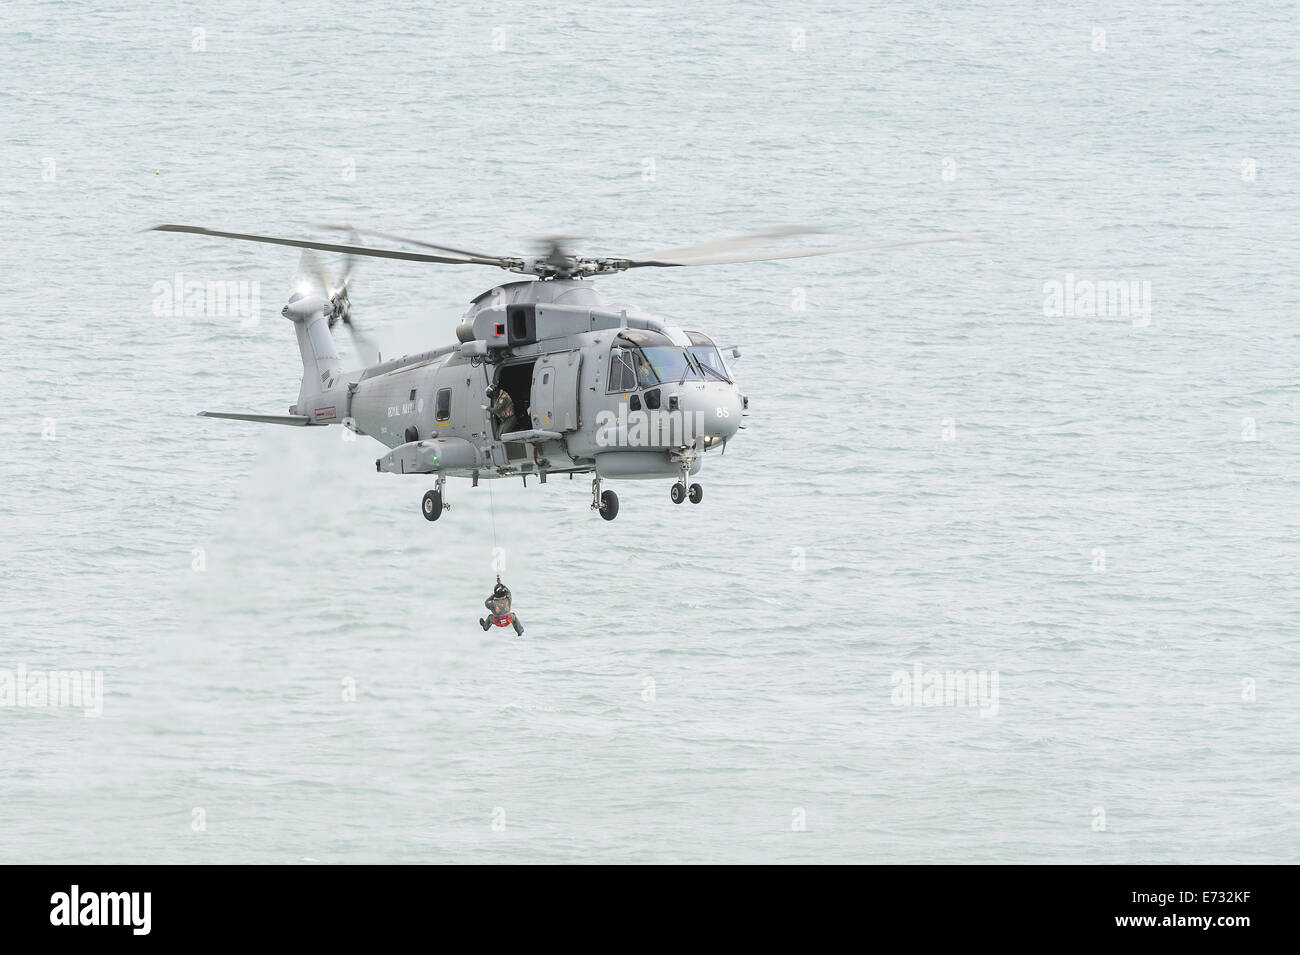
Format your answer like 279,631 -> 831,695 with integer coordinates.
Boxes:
163,219 -> 961,521
284,278 -> 746,494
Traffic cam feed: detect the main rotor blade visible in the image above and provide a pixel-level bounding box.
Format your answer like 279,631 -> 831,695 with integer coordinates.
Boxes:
148,224 -> 509,267
631,224 -> 825,262
626,233 -> 972,268
313,222 -> 503,263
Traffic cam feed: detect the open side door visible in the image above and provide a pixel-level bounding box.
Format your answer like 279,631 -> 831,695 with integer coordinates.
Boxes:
531,351 -> 583,432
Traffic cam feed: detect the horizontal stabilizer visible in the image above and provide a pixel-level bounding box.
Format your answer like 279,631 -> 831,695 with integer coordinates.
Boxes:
199,411 -> 316,426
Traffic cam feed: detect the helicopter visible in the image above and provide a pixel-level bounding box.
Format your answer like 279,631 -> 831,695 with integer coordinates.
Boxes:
150,223 -> 966,522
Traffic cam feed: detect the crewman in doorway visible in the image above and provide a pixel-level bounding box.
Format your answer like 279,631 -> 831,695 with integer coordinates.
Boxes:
486,384 -> 518,434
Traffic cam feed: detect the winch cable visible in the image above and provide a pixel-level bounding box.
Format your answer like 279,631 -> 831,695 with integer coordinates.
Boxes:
487,468 -> 499,552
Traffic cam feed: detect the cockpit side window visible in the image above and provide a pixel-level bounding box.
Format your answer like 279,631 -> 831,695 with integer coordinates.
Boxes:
689,346 -> 730,382
684,330 -> 732,383
607,349 -> 636,393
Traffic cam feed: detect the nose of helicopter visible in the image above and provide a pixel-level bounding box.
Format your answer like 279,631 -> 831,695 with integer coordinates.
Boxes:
675,385 -> 743,440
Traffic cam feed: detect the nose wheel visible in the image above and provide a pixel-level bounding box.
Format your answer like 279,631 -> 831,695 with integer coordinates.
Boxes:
670,482 -> 704,504
422,475 -> 449,521
669,451 -> 703,504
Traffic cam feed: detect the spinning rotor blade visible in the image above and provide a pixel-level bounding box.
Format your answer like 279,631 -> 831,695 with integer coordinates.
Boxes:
340,256 -> 357,289
336,234 -> 360,292
631,225 -> 825,262
625,233 -> 971,268
343,322 -> 379,366
313,222 -> 502,264
148,224 -> 510,268
152,222 -> 970,279
290,245 -> 372,361
291,249 -> 331,298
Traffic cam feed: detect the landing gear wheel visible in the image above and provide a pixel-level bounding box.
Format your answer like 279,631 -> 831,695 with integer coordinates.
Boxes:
599,489 -> 620,521
670,482 -> 686,504
688,483 -> 703,504
422,490 -> 442,521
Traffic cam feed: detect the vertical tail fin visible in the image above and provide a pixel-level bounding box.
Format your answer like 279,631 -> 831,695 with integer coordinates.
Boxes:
283,295 -> 343,412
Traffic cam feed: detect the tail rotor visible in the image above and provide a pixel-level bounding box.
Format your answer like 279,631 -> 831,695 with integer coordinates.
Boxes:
291,235 -> 377,365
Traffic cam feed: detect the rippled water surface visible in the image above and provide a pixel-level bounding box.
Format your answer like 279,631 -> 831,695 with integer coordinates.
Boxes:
2,0 -> 1297,863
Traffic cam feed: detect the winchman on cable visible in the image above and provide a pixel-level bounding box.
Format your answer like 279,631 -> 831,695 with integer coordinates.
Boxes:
480,575 -> 524,635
